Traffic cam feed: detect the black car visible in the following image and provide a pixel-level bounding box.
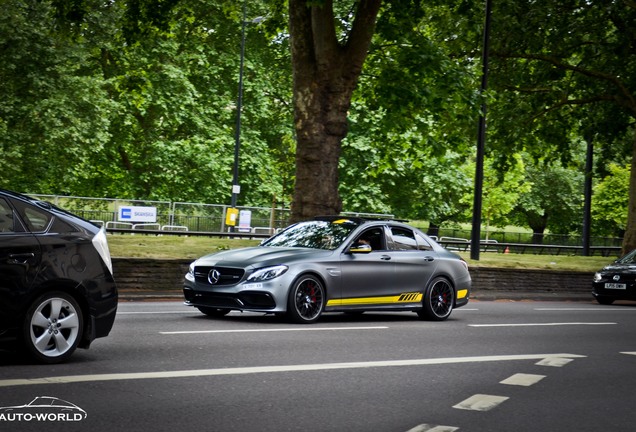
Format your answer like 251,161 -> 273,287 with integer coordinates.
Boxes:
593,249 -> 636,304
0,189 -> 118,363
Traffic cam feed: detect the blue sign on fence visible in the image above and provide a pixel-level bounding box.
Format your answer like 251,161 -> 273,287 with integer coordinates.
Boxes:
118,206 -> 157,223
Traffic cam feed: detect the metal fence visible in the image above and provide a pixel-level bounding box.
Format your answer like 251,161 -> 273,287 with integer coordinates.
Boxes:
31,194 -> 622,249
432,227 -> 623,248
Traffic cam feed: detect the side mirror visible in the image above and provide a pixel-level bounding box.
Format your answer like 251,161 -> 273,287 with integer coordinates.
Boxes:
349,243 -> 372,254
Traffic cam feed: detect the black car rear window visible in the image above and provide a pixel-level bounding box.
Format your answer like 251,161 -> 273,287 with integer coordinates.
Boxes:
0,198 -> 15,233
20,204 -> 52,232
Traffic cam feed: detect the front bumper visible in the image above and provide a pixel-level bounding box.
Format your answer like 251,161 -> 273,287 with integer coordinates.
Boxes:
592,281 -> 636,301
183,287 -> 276,310
183,270 -> 293,313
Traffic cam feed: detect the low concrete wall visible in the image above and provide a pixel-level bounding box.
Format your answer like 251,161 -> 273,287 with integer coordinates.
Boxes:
113,258 -> 191,294
113,258 -> 594,300
469,267 -> 592,300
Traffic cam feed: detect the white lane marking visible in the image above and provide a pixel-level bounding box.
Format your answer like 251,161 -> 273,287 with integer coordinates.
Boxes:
118,311 -> 199,315
621,352 -> 636,356
500,373 -> 545,386
160,326 -> 388,334
536,357 -> 574,367
453,394 -> 509,411
535,308 -> 636,311
406,424 -> 459,432
0,353 -> 584,388
469,322 -> 616,327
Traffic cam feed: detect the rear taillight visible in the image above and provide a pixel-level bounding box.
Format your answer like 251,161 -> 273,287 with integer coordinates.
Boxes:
92,227 -> 113,274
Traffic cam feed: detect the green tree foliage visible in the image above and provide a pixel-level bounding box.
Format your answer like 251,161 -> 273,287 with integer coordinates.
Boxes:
509,157 -> 584,243
469,154 -> 530,238
0,0 -> 114,194
1,0 -> 632,246
592,163 -> 630,237
480,0 -> 636,251
0,0 -> 295,206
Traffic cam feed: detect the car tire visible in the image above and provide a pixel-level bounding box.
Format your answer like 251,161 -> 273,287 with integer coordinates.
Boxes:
22,291 -> 84,364
287,275 -> 325,324
197,307 -> 231,317
418,277 -> 454,321
594,296 -> 614,305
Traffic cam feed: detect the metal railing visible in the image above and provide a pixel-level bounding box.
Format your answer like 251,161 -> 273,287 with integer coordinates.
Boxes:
30,193 -> 623,255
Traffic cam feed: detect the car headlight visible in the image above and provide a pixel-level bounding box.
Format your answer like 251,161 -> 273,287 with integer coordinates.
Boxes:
247,265 -> 288,282
185,262 -> 195,281
593,272 -> 602,282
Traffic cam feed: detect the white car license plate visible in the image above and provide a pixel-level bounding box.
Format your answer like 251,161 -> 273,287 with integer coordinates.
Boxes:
605,282 -> 627,290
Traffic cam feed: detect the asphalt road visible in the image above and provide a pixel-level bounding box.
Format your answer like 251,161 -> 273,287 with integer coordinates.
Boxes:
2,300 -> 636,432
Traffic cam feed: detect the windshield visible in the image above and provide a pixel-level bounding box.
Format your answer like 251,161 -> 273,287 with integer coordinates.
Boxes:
262,219 -> 359,250
616,249 -> 636,264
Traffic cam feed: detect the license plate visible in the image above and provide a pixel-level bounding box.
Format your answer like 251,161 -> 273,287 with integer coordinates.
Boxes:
605,283 -> 627,290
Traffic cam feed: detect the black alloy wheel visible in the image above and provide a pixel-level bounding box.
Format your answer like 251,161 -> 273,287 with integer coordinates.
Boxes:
287,275 -> 325,324
418,277 -> 454,321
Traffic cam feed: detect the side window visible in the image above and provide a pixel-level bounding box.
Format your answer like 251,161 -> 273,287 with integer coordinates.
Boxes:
390,227 -> 418,250
12,201 -> 53,232
354,227 -> 386,251
0,198 -> 15,233
415,232 -> 434,251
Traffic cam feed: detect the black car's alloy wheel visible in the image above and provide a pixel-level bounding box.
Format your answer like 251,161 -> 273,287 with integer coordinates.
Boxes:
418,277 -> 454,321
287,275 -> 325,324
22,291 -> 84,364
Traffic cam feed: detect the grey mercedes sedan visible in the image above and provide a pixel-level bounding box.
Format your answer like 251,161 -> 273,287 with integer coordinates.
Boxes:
183,216 -> 471,323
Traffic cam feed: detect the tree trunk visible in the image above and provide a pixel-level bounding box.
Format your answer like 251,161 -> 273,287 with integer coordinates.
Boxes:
531,228 -> 545,245
622,134 -> 636,255
527,213 -> 548,244
288,0 -> 381,222
427,222 -> 440,238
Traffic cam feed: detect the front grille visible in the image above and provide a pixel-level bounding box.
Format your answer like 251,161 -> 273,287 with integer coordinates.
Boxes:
183,289 -> 276,310
194,266 -> 244,286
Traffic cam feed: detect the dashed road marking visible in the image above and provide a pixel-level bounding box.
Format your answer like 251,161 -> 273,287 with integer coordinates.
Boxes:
453,394 -> 509,411
500,373 -> 545,386
621,352 -> 636,356
536,357 -> 574,367
469,322 -> 616,327
406,424 -> 459,432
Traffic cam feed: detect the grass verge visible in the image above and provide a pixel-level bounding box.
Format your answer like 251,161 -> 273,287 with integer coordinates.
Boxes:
106,234 -> 614,272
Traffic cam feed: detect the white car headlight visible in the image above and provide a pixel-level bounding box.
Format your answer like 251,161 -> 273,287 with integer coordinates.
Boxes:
247,265 -> 288,282
186,262 -> 195,281
593,272 -> 602,282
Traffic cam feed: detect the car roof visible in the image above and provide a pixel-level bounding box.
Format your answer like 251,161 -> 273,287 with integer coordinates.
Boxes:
0,188 -> 37,203
0,188 -> 100,233
313,215 -> 409,225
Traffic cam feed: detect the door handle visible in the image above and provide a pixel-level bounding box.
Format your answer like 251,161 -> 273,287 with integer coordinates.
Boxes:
424,256 -> 435,262
380,255 -> 392,261
8,253 -> 35,264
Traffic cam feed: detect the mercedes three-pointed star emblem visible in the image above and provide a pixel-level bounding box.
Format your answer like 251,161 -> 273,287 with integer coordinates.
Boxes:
208,269 -> 221,284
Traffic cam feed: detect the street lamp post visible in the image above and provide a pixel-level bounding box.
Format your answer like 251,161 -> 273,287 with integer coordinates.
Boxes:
231,0 -> 248,210
471,0 -> 492,260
